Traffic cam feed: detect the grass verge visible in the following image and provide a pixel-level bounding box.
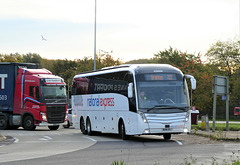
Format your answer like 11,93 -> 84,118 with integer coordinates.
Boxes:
191,123 -> 240,131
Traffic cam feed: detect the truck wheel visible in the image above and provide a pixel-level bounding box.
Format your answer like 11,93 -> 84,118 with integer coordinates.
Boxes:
119,122 -> 129,140
23,116 -> 36,130
0,114 -> 8,130
48,125 -> 59,130
63,121 -> 70,128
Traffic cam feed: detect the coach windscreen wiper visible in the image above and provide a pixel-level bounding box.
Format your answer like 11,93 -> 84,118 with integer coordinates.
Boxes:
147,105 -> 189,112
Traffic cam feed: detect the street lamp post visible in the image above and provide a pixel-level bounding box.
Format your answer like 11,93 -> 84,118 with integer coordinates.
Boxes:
94,0 -> 97,71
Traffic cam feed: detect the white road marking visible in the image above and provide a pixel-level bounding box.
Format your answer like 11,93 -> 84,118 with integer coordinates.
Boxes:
39,136 -> 52,141
174,140 -> 183,145
13,137 -> 19,143
83,136 -> 97,142
43,136 -> 52,140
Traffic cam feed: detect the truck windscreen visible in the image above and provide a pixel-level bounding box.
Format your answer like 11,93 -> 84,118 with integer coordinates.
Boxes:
40,86 -> 67,103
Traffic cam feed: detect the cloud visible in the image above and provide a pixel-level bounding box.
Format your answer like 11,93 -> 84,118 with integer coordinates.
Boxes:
0,0 -> 94,23
0,0 -> 238,62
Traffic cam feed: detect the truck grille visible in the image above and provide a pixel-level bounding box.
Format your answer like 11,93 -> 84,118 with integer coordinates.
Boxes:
46,106 -> 66,124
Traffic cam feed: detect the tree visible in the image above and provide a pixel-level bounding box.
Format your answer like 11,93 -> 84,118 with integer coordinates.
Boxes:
0,53 -> 23,62
154,47 -> 188,66
22,53 -> 43,67
98,54 -> 121,68
206,39 -> 240,78
206,39 -> 240,107
153,47 -> 217,115
231,68 -> 240,106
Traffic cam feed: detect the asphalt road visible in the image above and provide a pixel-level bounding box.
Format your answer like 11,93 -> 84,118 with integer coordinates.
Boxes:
0,127 -> 239,165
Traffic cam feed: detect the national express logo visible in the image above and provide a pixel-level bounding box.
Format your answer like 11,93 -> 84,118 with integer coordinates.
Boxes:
87,95 -> 114,107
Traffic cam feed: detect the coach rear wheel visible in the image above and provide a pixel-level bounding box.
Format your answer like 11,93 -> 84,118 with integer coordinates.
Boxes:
80,118 -> 87,134
86,118 -> 92,135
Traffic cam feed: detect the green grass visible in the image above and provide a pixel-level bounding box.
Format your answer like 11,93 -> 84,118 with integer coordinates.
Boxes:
192,122 -> 240,131
232,160 -> 240,165
111,160 -> 126,165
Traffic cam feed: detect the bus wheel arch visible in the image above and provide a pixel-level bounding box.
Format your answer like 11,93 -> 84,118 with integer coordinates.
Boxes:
118,118 -> 129,140
80,116 -> 87,134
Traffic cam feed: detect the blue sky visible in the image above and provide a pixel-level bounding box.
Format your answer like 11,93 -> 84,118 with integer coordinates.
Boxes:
0,0 -> 239,62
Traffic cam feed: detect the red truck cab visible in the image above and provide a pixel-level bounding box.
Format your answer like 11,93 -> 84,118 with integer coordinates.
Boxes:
0,63 -> 67,130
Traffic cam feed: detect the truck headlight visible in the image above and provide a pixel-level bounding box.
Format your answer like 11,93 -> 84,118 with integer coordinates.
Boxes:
40,112 -> 47,122
65,113 -> 68,121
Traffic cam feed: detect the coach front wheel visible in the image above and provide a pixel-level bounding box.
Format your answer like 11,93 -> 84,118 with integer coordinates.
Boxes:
119,122 -> 129,140
163,133 -> 171,140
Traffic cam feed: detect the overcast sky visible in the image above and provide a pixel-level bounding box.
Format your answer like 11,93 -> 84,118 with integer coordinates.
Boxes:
0,0 -> 239,62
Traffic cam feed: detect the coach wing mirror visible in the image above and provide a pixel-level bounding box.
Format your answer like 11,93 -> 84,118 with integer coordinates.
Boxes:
128,83 -> 133,98
185,75 -> 196,90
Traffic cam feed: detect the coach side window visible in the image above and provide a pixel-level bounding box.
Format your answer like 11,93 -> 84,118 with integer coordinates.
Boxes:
72,81 -> 82,95
124,72 -> 136,112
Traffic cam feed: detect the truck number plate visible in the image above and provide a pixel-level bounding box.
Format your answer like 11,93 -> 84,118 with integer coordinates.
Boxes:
0,95 -> 7,100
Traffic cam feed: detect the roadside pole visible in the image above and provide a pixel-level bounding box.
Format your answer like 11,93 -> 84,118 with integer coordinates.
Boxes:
212,82 -> 217,132
212,75 -> 229,132
226,78 -> 229,131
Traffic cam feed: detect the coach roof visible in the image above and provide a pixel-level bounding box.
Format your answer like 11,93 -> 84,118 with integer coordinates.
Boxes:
74,64 -> 182,78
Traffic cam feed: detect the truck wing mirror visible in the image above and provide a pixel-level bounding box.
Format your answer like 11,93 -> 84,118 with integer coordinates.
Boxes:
128,83 -> 133,98
185,75 -> 196,90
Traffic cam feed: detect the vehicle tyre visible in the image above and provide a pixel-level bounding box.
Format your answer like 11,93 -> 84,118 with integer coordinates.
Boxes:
80,118 -> 87,134
0,114 -> 8,130
163,133 -> 171,140
86,118 -> 92,135
63,121 -> 70,128
48,125 -> 59,130
119,122 -> 129,140
23,115 -> 36,130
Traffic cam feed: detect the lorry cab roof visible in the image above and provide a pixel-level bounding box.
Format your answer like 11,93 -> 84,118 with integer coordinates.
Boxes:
18,68 -> 52,75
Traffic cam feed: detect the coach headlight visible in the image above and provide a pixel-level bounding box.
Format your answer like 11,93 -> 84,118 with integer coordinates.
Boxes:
184,112 -> 190,122
139,112 -> 148,123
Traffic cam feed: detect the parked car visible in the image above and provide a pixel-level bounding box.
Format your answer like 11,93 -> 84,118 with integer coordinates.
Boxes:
63,108 -> 73,128
234,107 -> 240,116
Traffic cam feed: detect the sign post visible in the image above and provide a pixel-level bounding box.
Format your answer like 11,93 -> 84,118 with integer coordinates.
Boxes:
212,75 -> 229,132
